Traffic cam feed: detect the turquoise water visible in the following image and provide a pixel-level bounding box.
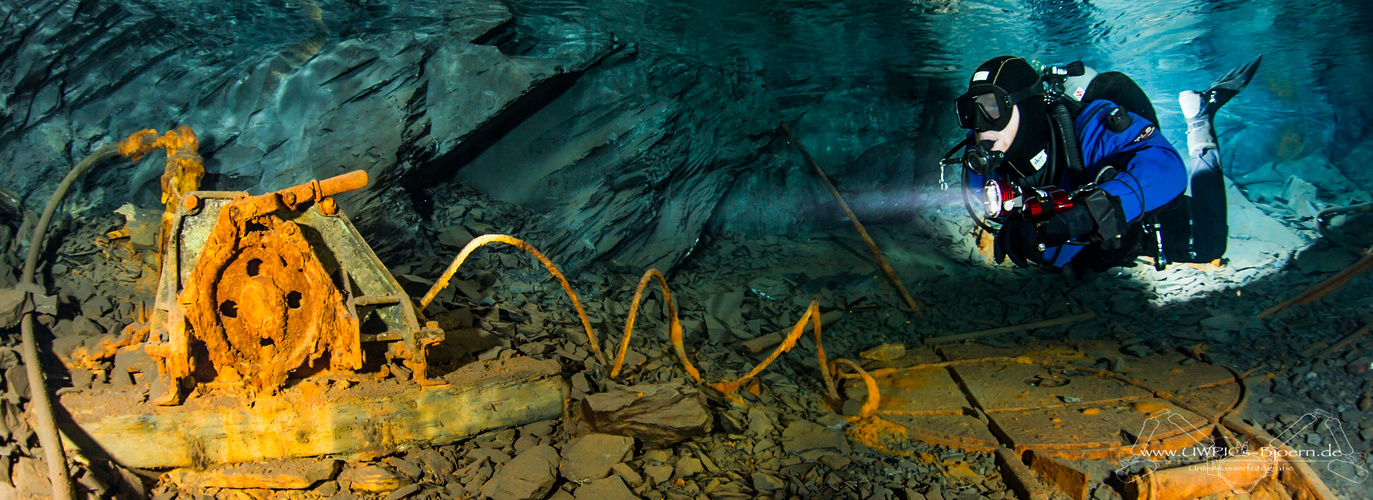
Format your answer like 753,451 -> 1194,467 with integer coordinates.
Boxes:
144,0 -> 1373,171
496,0 -> 1373,170
174,0 -> 1373,169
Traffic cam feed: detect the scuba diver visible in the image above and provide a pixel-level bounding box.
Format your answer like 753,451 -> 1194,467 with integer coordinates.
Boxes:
942,55 -> 1262,273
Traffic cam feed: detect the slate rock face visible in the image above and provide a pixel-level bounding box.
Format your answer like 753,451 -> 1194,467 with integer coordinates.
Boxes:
0,0 -> 921,273
0,0 -> 607,262
452,46 -> 784,273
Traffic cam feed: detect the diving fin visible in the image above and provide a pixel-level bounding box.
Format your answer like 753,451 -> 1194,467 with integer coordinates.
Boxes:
1193,55 -> 1263,118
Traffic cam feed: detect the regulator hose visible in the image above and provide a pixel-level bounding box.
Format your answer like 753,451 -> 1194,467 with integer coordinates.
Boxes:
1049,102 -> 1084,178
20,143 -> 121,500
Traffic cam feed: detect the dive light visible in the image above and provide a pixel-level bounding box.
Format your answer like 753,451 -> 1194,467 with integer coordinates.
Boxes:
983,179 -> 1074,220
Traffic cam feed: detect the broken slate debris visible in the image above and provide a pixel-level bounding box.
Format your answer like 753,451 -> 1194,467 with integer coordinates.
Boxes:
559,434 -> 635,483
581,383 -> 712,449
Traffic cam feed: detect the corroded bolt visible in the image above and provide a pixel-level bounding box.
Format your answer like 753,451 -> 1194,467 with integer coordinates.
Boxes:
183,194 -> 200,214
280,191 -> 297,207
320,197 -> 339,216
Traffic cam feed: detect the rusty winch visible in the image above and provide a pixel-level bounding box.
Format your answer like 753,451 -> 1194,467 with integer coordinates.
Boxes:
144,171 -> 442,404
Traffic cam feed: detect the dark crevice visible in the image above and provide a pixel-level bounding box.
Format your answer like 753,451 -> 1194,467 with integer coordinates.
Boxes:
399,44 -> 626,220
471,18 -> 516,47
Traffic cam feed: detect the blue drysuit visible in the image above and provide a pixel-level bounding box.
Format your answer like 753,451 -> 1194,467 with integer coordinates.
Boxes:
972,100 -> 1187,267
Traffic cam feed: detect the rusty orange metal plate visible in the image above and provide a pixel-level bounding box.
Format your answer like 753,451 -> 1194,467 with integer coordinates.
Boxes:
856,342 -> 1243,461
951,360 -> 1151,412
846,365 -> 969,415
987,399 -> 1209,453
886,414 -> 1001,452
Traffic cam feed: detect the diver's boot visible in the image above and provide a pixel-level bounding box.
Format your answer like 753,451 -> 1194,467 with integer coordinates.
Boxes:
1179,90 -> 1216,156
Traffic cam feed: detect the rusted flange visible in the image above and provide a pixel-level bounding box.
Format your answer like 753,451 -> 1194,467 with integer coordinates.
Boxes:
179,208 -> 361,396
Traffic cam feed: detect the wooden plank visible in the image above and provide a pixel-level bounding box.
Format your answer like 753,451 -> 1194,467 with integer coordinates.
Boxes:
844,364 -> 969,415
62,357 -> 567,468
882,414 -> 1002,452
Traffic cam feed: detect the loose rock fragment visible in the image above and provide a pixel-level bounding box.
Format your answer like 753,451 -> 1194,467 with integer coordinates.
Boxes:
860,342 -> 906,362
573,475 -> 640,500
559,434 -> 634,483
781,419 -> 852,455
0,288 -> 27,328
480,444 -> 560,500
581,383 -> 711,448
343,465 -> 410,494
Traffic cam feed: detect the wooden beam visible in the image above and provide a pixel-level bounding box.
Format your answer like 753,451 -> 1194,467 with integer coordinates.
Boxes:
61,357 -> 567,469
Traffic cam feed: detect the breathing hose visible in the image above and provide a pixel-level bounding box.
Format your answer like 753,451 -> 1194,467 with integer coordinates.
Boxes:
1049,102 -> 1084,178
19,143 -> 121,500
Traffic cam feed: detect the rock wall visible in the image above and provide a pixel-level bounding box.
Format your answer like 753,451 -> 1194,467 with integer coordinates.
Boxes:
450,46 -> 787,273
0,0 -> 962,275
0,0 -> 610,262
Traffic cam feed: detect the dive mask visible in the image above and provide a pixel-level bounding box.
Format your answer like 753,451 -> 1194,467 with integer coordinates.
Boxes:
954,82 -> 1042,131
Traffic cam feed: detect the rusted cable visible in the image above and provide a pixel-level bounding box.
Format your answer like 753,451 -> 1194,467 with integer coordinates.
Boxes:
594,274 -> 849,406
20,143 -> 121,500
421,235 -> 870,412
610,269 -> 696,381
604,272 -> 860,409
780,122 -> 923,314
830,359 -> 880,416
712,300 -> 839,405
419,234 -> 607,366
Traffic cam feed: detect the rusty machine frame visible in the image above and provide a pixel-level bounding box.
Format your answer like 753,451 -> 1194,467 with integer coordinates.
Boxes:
144,171 -> 442,403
